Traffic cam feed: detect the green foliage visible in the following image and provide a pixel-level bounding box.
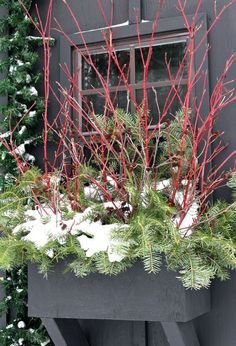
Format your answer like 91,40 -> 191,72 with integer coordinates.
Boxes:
0,172 -> 236,290
90,108 -> 148,192
0,1 -> 52,344
0,268 -> 51,346
228,172 -> 236,201
159,109 -> 193,178
0,0 -> 44,188
86,108 -> 195,207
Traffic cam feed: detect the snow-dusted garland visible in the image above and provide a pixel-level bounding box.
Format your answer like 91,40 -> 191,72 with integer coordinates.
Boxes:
13,176 -> 199,262
0,0 -> 44,190
0,1 -> 51,345
2,163 -> 234,291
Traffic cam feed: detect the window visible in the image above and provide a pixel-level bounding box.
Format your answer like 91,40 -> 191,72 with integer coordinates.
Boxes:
75,33 -> 189,133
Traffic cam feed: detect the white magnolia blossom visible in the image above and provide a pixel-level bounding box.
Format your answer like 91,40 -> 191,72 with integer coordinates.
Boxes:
25,153 -> 36,163
26,74 -> 31,83
28,110 -> 36,118
15,144 -> 26,156
16,288 -> 23,293
14,139 -> 33,156
16,60 -> 24,66
0,131 -> 10,139
6,324 -> 13,329
9,65 -> 17,74
17,321 -> 26,329
18,126 -> 27,136
29,86 -> 38,96
20,104 -> 28,113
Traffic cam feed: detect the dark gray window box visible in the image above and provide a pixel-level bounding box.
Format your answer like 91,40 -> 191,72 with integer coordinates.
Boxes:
28,260 -> 210,345
28,260 -> 210,322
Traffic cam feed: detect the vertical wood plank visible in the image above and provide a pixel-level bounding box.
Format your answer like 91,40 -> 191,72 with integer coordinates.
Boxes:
79,320 -> 146,346
131,321 -> 146,346
146,322 -> 170,346
129,0 -> 141,24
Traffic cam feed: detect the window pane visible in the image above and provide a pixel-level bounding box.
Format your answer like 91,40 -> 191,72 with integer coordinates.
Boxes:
82,91 -> 129,131
135,41 -> 187,83
82,50 -> 130,90
136,85 -> 187,125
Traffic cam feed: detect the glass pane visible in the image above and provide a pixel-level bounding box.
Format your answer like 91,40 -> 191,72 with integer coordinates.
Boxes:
82,50 -> 130,90
135,41 -> 187,83
136,85 -> 187,125
82,91 -> 129,132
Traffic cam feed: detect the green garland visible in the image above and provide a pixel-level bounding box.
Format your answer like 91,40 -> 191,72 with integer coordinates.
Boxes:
0,0 -> 44,189
0,1 -> 51,344
0,268 -> 50,346
0,167 -> 235,290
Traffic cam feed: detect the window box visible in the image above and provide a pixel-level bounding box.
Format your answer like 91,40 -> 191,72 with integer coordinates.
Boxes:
28,259 -> 210,322
27,12 -> 211,345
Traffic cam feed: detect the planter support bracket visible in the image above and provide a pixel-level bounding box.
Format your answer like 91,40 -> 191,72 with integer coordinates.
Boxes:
42,318 -> 90,346
161,321 -> 200,346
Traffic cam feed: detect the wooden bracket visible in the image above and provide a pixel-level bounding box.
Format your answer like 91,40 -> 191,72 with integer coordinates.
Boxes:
129,0 -> 141,24
161,321 -> 200,346
42,318 -> 90,346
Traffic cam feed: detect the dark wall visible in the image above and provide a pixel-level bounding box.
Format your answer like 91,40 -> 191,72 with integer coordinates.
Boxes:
31,1 -> 236,345
194,272 -> 236,346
